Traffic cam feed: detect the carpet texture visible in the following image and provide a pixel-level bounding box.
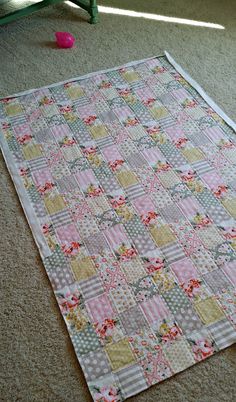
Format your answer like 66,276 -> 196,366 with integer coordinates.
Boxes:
0,1 -> 236,402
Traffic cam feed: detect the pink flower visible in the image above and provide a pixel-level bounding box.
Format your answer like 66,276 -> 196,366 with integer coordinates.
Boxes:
118,88 -> 131,96
192,339 -> 214,361
181,278 -> 201,298
146,126 -> 160,135
146,257 -> 165,273
2,122 -> 10,129
141,211 -> 158,226
175,138 -> 188,148
222,227 -> 236,240
121,247 -> 137,260
17,134 -> 32,145
110,196 -> 126,209
181,170 -> 196,182
83,115 -> 97,125
143,98 -> 156,106
59,105 -> 72,113
214,185 -> 228,198
83,147 -> 97,156
59,292 -> 80,313
61,242 -> 81,256
42,223 -> 50,235
108,159 -> 124,172
37,182 -> 55,195
19,167 -> 28,177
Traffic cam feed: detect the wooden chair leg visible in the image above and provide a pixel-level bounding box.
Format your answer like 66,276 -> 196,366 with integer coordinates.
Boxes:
0,0 -> 98,26
70,0 -> 98,24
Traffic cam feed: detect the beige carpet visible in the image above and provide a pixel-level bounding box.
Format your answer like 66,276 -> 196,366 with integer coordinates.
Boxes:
0,1 -> 236,401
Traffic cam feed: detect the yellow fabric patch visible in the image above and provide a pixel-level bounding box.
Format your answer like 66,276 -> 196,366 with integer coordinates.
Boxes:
66,86 -> 84,99
44,195 -> 66,215
182,148 -> 205,163
194,297 -> 225,325
221,198 -> 236,218
22,144 -> 42,160
122,71 -> 140,82
71,256 -> 96,281
105,338 -> 136,371
4,103 -> 23,116
89,125 -> 108,139
150,106 -> 169,120
116,171 -> 138,188
150,225 -> 176,247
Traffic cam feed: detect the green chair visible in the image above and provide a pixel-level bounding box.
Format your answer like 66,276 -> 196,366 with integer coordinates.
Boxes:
0,0 -> 98,25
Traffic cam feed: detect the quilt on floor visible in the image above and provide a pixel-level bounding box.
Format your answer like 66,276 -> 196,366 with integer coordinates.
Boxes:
1,54 -> 236,401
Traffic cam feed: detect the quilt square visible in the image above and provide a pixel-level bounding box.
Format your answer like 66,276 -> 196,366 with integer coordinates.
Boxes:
163,338 -> 195,374
119,305 -> 148,335
71,325 -> 101,356
139,347 -> 173,385
207,319 -> 236,350
70,256 -> 96,282
150,225 -> 176,247
194,297 -> 225,325
80,349 -> 112,381
115,364 -> 147,398
140,295 -> 170,324
105,338 -> 136,371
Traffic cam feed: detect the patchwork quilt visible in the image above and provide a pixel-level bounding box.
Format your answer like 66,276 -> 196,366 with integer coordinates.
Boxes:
1,53 -> 236,401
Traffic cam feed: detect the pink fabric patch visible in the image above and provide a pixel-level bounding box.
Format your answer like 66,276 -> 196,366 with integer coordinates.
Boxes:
102,145 -> 123,163
204,126 -> 227,143
135,87 -> 155,102
201,172 -> 223,191
142,147 -> 165,165
140,295 -> 170,324
105,224 -> 130,250
76,104 -> 96,118
171,258 -> 199,283
56,223 -> 81,244
133,195 -> 156,215
172,88 -> 190,101
222,261 -> 236,286
32,169 -> 53,187
13,123 -> 31,136
165,125 -> 184,141
51,124 -> 71,139
86,294 -> 115,322
114,106 -> 134,120
178,197 -> 202,218
75,169 -> 98,190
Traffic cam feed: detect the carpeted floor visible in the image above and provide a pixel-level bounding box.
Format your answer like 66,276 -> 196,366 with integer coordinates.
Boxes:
0,1 -> 236,401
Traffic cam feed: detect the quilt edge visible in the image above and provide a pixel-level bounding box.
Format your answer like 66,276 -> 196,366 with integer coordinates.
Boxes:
165,51 -> 236,132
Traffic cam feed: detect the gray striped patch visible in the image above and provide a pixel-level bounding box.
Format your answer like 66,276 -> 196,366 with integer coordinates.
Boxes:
159,116 -> 176,130
115,364 -> 147,398
161,241 -> 186,263
125,184 -> 146,201
51,209 -> 73,228
27,157 -> 48,172
207,319 -> 236,350
192,160 -> 214,175
10,114 -> 27,126
79,275 -> 104,299
73,97 -> 91,107
96,135 -> 114,149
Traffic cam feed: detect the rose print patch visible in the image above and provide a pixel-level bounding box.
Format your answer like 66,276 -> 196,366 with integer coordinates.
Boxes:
1,53 -> 235,402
